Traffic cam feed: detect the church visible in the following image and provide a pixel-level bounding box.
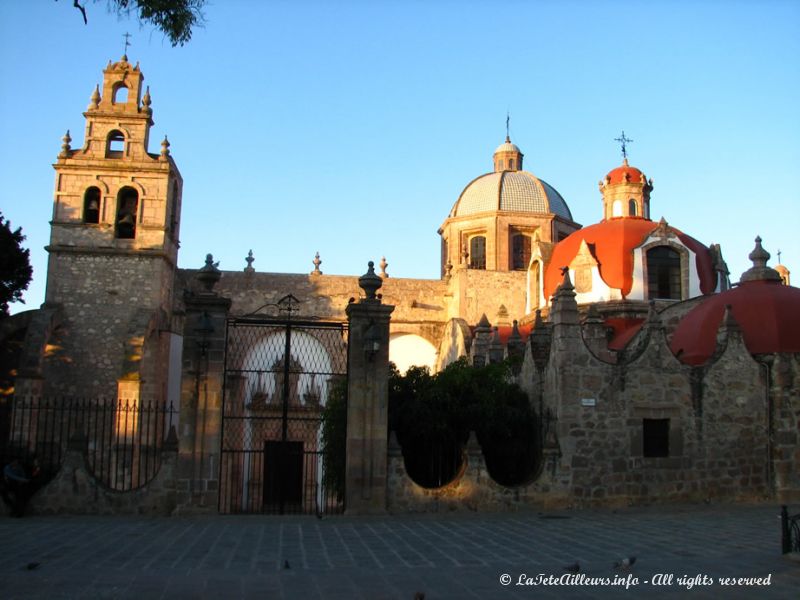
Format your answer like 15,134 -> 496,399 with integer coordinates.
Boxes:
1,56 -> 798,514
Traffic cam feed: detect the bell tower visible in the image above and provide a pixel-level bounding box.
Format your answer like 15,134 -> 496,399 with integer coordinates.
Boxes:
44,56 -> 183,400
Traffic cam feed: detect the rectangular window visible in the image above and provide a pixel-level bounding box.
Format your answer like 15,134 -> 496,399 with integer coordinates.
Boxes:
642,418 -> 670,457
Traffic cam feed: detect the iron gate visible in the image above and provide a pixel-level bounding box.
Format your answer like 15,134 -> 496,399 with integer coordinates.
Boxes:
219,296 -> 348,514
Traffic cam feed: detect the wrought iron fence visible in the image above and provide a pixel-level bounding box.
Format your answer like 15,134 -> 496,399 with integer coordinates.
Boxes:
0,396 -> 175,491
781,505 -> 800,554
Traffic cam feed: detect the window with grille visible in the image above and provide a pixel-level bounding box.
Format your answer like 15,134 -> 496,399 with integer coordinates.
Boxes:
647,246 -> 681,300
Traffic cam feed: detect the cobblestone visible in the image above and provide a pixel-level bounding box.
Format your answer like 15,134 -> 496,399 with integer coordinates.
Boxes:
1,503 -> 798,599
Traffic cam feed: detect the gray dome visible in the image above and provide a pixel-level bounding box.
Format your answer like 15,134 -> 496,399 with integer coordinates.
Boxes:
449,171 -> 572,220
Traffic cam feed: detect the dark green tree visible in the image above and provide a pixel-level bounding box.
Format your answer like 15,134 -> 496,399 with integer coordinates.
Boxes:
63,0 -> 206,46
0,212 -> 32,318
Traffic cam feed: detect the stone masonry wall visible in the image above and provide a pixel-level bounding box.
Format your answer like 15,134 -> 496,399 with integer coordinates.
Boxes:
386,433 -> 570,513
771,353 -> 800,502
43,252 -> 174,398
186,270 -> 449,347
548,313 -> 771,507
27,439 -> 178,516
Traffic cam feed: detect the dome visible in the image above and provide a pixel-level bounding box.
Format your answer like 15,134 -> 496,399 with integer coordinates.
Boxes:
495,140 -> 521,154
605,159 -> 647,185
543,218 -> 716,299
449,171 -> 573,220
670,238 -> 800,365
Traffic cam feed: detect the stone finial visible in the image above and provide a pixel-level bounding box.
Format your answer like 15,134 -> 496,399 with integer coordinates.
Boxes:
142,86 -> 152,114
506,320 -> 525,369
59,130 -> 72,158
196,254 -> 221,292
551,267 -> 579,326
509,320 -> 522,344
496,304 -> 510,325
557,266 -> 574,294
654,216 -> 671,240
244,249 -> 255,273
311,251 -> 322,275
740,236 -> 782,283
358,261 -> 383,301
533,309 -> 544,330
379,256 -> 389,279
476,313 -> 491,331
88,84 -> 100,110
160,136 -> 170,161
444,262 -> 453,282
488,326 -> 504,364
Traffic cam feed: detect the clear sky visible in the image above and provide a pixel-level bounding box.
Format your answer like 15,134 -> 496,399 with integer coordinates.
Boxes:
1,0 -> 798,315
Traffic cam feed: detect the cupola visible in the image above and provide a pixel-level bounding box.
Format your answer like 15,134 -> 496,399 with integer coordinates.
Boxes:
599,158 -> 653,220
493,136 -> 523,172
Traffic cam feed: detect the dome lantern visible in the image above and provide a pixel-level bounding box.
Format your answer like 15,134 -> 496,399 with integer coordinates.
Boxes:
493,136 -> 523,172
599,158 -> 653,220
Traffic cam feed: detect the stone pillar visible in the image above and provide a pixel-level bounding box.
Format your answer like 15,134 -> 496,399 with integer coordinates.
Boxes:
345,262 -> 394,515
175,255 -> 231,512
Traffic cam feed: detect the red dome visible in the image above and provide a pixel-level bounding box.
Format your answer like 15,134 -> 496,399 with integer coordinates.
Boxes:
670,280 -> 800,365
544,218 -> 716,299
606,161 -> 646,185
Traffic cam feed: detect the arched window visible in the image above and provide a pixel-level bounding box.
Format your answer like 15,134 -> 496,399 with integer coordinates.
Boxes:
469,236 -> 486,270
647,246 -> 681,300
511,233 -> 531,270
106,130 -> 125,158
629,199 -> 637,216
508,158 -> 515,170
612,200 -> 623,217
83,187 -> 101,224
112,84 -> 128,105
115,187 -> 138,239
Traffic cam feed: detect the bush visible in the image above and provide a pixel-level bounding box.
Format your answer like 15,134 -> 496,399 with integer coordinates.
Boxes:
390,358 -> 541,488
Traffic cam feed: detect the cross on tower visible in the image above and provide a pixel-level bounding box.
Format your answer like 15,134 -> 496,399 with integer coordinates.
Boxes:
777,249 -> 782,264
506,112 -> 510,140
614,130 -> 633,160
123,32 -> 132,56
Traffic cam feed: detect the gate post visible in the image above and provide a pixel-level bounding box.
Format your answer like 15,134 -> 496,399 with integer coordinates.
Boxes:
176,255 -> 231,512
345,262 -> 394,515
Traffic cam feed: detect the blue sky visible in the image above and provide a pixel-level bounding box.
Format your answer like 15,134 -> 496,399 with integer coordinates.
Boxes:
1,0 -> 798,314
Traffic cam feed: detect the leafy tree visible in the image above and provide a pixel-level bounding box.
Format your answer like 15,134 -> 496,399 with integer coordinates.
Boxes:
390,358 -> 541,488
62,0 -> 206,46
0,212 -> 32,318
320,376 -> 348,504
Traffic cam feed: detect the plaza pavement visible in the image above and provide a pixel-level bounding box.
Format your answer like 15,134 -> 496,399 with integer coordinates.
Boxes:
1,503 -> 798,599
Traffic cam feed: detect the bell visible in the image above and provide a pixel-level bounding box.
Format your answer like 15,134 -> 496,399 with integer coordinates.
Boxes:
117,213 -> 135,226
87,199 -> 100,211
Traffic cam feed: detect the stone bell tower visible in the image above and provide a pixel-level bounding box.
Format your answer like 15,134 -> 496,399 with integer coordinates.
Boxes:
44,55 -> 183,401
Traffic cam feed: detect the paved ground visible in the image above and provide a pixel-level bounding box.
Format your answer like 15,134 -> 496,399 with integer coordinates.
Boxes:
1,503 -> 798,599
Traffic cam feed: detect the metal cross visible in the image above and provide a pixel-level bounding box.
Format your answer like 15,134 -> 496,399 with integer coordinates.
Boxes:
506,112 -> 510,139
614,130 -> 633,159
777,249 -> 782,263
123,32 -> 132,55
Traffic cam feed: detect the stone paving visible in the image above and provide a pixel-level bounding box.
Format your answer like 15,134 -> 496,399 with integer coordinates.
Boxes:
1,503 -> 798,599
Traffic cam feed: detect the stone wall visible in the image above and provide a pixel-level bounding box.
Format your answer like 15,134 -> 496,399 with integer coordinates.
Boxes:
42,252 -> 175,399
771,352 -> 800,502
27,434 -> 178,516
186,269 -> 449,347
545,290 -> 772,506
386,433 -> 569,513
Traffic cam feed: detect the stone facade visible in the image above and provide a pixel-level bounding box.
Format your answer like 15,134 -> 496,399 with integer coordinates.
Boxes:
2,57 -> 798,516
388,281 -> 798,510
